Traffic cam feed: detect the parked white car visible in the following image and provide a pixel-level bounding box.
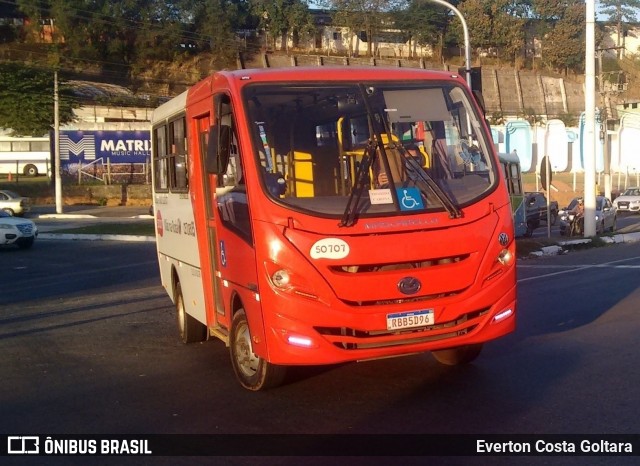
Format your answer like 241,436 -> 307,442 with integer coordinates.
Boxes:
0,189 -> 32,216
0,210 -> 38,248
613,187 -> 640,213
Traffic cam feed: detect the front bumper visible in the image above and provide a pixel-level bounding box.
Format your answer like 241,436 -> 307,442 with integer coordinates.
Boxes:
261,269 -> 516,365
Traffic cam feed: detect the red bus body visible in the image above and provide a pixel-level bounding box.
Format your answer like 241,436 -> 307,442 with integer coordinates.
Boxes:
152,67 -> 516,389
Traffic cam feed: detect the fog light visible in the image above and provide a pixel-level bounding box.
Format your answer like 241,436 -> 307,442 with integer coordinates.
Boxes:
287,335 -> 315,348
497,249 -> 513,266
493,308 -> 513,323
271,269 -> 290,288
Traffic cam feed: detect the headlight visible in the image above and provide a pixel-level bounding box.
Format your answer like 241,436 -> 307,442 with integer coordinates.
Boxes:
497,249 -> 514,266
0,224 -> 14,230
271,269 -> 291,288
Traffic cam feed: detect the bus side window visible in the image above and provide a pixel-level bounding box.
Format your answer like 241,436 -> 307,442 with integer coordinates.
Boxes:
169,116 -> 188,191
216,124 -> 252,244
153,125 -> 169,191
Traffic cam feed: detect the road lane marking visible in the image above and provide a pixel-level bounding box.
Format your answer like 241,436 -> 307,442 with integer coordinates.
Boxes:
517,256 -> 640,282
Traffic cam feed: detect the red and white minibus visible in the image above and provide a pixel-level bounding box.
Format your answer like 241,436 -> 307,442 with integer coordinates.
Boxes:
151,67 -> 516,390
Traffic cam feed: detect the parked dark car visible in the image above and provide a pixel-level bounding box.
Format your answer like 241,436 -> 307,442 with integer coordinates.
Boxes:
524,192 -> 558,236
559,196 -> 617,236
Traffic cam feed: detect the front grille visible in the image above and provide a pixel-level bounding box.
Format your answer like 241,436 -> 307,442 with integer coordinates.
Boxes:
617,202 -> 629,208
16,224 -> 34,235
314,307 -> 489,350
340,289 -> 464,307
331,254 -> 470,275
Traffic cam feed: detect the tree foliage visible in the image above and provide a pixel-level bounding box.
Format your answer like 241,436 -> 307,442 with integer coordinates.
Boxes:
455,0 -> 526,62
598,0 -> 640,56
251,0 -> 314,51
320,0 -> 404,56
533,0 -> 585,73
0,63 -> 77,136
7,0 -> 618,84
392,0 -> 449,59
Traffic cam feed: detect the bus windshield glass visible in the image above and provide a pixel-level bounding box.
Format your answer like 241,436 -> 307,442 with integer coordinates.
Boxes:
243,81 -> 497,221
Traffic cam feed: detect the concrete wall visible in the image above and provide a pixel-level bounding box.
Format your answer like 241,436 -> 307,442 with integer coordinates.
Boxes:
241,52 -> 584,118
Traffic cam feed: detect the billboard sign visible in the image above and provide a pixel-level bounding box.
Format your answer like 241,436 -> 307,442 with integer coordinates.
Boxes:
55,130 -> 151,164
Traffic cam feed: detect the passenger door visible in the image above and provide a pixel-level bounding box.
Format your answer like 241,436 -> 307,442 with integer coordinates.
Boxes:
204,94 -> 258,330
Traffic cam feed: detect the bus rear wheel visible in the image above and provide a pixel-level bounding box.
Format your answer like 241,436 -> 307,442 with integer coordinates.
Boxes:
175,282 -> 206,344
23,164 -> 38,176
230,309 -> 286,391
431,344 -> 483,366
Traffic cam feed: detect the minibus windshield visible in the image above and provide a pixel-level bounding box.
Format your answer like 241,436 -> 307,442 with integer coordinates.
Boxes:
244,80 -> 497,222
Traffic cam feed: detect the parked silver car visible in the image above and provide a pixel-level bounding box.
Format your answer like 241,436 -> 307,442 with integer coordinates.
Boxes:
0,210 -> 38,248
613,187 -> 640,213
559,196 -> 617,236
0,189 -> 32,216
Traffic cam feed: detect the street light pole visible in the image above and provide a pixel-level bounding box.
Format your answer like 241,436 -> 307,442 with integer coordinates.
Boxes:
428,0 -> 472,90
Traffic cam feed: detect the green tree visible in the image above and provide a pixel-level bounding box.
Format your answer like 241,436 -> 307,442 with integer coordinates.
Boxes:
392,0 -> 449,59
0,63 -> 77,136
533,0 -> 585,74
453,0 -> 526,64
320,0 -> 404,57
251,0 -> 312,51
598,0 -> 640,58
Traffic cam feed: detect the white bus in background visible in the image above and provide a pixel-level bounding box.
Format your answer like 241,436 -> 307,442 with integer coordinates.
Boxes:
0,136 -> 51,177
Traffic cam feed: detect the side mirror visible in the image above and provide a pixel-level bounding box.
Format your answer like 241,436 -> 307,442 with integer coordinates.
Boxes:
206,125 -> 231,174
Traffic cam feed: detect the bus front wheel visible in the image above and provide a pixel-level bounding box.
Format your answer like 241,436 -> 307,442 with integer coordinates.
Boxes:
431,344 -> 483,366
175,282 -> 206,344
230,309 -> 286,391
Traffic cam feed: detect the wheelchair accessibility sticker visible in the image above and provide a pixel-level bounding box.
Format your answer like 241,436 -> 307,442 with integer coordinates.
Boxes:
396,187 -> 424,211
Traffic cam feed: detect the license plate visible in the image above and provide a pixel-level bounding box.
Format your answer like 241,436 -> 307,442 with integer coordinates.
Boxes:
386,309 -> 434,331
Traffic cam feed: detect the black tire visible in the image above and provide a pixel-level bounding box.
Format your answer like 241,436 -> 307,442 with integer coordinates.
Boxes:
175,282 -> 206,344
432,344 -> 483,366
23,164 -> 38,177
229,309 -> 286,391
610,216 -> 616,232
16,237 -> 35,249
550,211 -> 558,226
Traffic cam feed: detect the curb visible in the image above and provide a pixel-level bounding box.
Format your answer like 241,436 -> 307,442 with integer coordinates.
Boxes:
528,232 -> 640,257
38,233 -> 156,242
36,214 -> 154,220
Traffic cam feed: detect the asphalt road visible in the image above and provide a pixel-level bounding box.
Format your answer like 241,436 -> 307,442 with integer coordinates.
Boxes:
2,238 -> 640,464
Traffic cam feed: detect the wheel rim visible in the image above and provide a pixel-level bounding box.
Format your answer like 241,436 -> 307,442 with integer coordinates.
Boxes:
233,320 -> 259,378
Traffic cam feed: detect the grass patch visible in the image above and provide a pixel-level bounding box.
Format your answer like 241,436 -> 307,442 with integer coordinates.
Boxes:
51,223 -> 155,236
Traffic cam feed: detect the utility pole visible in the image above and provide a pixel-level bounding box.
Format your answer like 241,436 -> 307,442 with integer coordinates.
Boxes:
584,0 -> 597,237
54,71 -> 63,214
597,50 -> 610,201
596,46 -> 625,202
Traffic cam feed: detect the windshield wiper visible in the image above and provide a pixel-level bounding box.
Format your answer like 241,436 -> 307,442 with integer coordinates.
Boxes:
339,143 -> 376,227
396,145 -> 463,219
